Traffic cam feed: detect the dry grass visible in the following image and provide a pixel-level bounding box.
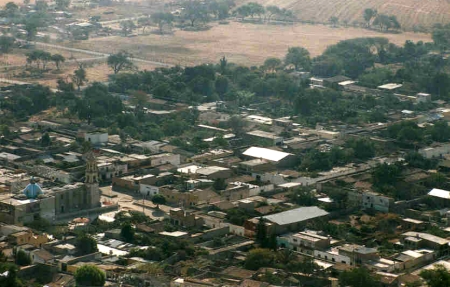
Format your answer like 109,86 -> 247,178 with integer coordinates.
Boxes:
66,21 -> 431,67
236,0 -> 450,30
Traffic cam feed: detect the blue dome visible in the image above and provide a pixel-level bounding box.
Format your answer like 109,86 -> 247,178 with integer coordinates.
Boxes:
23,178 -> 43,199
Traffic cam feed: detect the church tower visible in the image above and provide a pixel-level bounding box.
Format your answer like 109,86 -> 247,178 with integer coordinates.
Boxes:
84,151 -> 100,208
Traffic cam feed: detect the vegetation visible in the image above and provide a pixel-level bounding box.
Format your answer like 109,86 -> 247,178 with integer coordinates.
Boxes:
74,265 -> 106,287
151,194 -> 166,208
75,234 -> 99,255
420,264 -> 450,287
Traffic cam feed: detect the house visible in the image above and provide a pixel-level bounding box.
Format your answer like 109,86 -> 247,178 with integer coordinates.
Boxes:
170,208 -> 204,228
84,131 -> 108,146
30,249 -> 54,264
195,166 -> 233,180
323,75 -> 351,89
245,130 -> 283,146
277,230 -> 331,254
148,153 -> 181,167
244,206 -> 329,236
400,232 -> 450,255
239,159 -> 274,173
242,147 -> 297,168
189,149 -> 234,163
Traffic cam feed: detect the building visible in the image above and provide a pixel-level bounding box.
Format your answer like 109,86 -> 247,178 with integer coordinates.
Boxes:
419,143 -> 450,159
239,159 -> 274,173
245,130 -> 283,146
244,206 -> 329,236
148,153 -> 181,167
0,151 -> 101,224
277,230 -> 331,254
169,208 -> 204,228
84,132 -> 108,146
401,232 -> 450,255
195,166 -> 233,180
416,93 -> 431,103
242,147 -> 297,167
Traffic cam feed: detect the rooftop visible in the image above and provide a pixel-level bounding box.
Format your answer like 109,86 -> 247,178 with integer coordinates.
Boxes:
428,188 -> 450,199
243,147 -> 293,162
402,232 -> 449,245
262,206 -> 328,226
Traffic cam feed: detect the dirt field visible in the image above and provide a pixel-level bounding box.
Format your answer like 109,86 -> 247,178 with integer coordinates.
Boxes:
66,21 -> 431,67
236,0 -> 450,30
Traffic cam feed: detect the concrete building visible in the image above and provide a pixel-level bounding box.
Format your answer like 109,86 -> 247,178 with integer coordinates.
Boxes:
148,153 -> 181,167
84,132 -> 108,146
419,143 -> 450,159
277,230 -> 331,253
242,147 -> 297,168
401,232 -> 450,255
195,166 -> 233,180
245,130 -> 283,146
169,208 -> 204,228
244,206 -> 329,236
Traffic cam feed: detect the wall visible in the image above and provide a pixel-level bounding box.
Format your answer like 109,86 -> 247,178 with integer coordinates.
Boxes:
85,133 -> 108,145
314,250 -> 351,265
190,226 -> 229,242
139,184 -> 159,196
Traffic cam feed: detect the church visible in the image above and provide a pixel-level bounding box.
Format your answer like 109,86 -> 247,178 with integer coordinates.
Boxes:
0,151 -> 101,225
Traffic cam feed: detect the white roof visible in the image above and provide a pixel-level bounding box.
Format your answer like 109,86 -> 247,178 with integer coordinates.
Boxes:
338,80 -> 356,86
378,83 -> 403,90
428,188 -> 450,199
243,147 -> 293,162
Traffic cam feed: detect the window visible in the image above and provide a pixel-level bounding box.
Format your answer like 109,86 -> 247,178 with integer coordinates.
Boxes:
293,239 -> 298,242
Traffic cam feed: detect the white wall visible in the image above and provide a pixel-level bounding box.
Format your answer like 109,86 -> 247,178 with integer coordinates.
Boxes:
85,133 -> 108,145
139,184 -> 159,196
314,250 -> 351,265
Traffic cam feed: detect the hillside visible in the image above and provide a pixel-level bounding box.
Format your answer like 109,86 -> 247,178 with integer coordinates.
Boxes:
236,0 -> 450,30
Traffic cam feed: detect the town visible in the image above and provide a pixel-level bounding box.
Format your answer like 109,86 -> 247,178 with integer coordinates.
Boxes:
0,0 -> 449,287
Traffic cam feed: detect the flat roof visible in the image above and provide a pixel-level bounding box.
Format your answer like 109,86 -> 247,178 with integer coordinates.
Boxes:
428,188 -> 450,199
403,232 -> 449,245
262,206 -> 328,226
378,83 -> 403,90
243,147 -> 293,162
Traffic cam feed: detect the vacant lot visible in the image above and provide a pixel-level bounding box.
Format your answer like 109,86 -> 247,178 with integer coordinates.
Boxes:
66,21 -> 431,67
236,0 -> 450,30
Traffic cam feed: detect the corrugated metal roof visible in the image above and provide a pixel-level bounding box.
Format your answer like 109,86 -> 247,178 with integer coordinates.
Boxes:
263,206 -> 328,226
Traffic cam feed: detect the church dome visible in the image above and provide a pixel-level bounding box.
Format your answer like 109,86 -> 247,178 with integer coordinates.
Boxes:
23,177 -> 44,199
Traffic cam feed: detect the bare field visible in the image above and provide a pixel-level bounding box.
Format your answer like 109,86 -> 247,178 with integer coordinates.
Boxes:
66,22 -> 431,67
0,60 -> 159,88
236,0 -> 450,30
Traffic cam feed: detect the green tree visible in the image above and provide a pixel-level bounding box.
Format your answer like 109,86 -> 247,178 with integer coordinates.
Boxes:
285,46 -> 311,71
329,16 -> 339,27
0,36 -> 15,53
244,248 -> 275,270
151,194 -> 166,208
266,5 -> 280,22
40,132 -> 51,147
151,12 -> 174,34
246,2 -> 265,19
263,57 -> 282,72
107,51 -> 135,74
372,162 -> 403,188
15,249 -> 31,266
137,16 -> 151,34
55,0 -> 70,10
71,67 -> 87,91
120,20 -> 136,36
0,264 -> 23,287
339,267 -> 381,287
182,0 -> 208,27
420,264 -> 450,287
74,265 -> 106,287
4,2 -> 18,18
255,217 -> 267,247
213,178 -> 227,191
433,24 -> 450,53
363,8 -> 377,28
75,234 -> 98,255
121,223 -> 135,243
51,54 -> 65,70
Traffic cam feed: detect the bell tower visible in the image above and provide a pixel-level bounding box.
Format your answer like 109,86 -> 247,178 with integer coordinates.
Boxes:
84,151 -> 100,208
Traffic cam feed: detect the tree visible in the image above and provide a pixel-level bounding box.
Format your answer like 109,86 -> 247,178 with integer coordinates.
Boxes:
363,8 -> 377,28
213,178 -> 227,190
107,51 -> 135,74
0,265 -> 22,287
151,12 -> 174,34
74,265 -> 106,287
266,5 -> 280,22
151,194 -> 166,208
120,20 -> 136,36
372,162 -> 403,188
420,265 -> 450,287
51,54 -> 65,70
255,217 -> 267,247
121,223 -> 135,243
35,0 -> 48,11
137,16 -> 151,34
244,248 -> 275,270
285,47 -> 311,71
75,234 -> 98,255
228,115 -> 247,136
4,2 -> 18,18
339,267 -> 381,287
71,67 -> 87,91
235,5 -> 251,20
0,36 -> 15,53
40,132 -> 51,147
432,25 -> 450,53
329,16 -> 338,27
182,0 -> 208,27
247,2 -> 265,19
263,57 -> 281,72
15,249 -> 31,266
55,0 -> 70,10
